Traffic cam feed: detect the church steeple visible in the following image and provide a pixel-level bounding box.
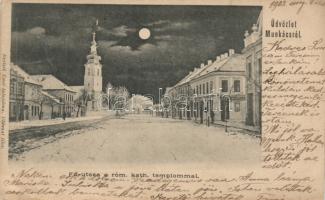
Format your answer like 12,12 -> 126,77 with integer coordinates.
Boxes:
84,19 -> 103,95
87,25 -> 101,64
90,32 -> 98,55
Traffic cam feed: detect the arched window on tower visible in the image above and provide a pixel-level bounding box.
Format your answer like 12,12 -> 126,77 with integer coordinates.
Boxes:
88,68 -> 91,76
97,69 -> 99,76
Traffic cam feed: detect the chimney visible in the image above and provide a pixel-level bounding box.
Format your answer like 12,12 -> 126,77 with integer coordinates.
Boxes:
216,56 -> 221,61
220,54 -> 225,59
200,63 -> 205,68
229,49 -> 235,56
207,60 -> 212,65
224,53 -> 228,58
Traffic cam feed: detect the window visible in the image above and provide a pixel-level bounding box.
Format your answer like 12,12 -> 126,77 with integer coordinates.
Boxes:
203,84 -> 205,94
206,82 -> 209,94
234,80 -> 240,92
88,68 -> 91,76
235,102 -> 240,112
196,86 -> 199,95
210,81 -> 213,93
31,106 -> 34,116
199,85 -> 202,95
10,80 -> 14,94
247,63 -> 252,79
221,80 -> 228,92
17,82 -> 23,95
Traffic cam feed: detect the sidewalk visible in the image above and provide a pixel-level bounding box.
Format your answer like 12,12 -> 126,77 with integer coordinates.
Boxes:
190,118 -> 260,137
9,111 -> 111,131
211,120 -> 261,137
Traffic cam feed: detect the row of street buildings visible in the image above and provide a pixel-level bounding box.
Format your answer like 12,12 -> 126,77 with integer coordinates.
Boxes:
9,64 -> 77,121
9,30 -> 103,122
163,11 -> 262,132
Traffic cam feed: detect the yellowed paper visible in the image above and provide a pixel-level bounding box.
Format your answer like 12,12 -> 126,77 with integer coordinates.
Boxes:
0,0 -> 324,199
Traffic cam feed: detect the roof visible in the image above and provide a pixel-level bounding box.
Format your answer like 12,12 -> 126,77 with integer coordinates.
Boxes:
31,75 -> 76,93
69,85 -> 85,100
170,51 -> 245,89
192,54 -> 245,79
10,63 -> 42,86
41,91 -> 63,104
174,62 -> 213,88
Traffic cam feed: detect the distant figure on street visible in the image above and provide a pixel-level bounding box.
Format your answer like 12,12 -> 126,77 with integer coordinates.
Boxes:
210,110 -> 215,123
63,112 -> 66,120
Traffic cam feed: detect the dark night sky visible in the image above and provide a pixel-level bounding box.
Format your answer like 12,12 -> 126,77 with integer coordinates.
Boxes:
11,4 -> 261,99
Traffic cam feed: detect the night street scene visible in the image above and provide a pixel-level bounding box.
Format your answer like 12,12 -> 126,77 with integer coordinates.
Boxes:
9,4 -> 262,165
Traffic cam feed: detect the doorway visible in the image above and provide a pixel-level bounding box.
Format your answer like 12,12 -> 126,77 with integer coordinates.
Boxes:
220,97 -> 229,122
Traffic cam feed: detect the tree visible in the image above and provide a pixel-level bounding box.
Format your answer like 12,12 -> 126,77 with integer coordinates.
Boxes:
75,89 -> 91,117
104,83 -> 130,111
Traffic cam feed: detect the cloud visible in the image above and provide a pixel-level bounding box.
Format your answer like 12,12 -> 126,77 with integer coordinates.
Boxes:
218,36 -> 225,40
27,27 -> 46,35
146,20 -> 169,26
155,35 -> 172,40
104,42 -> 158,57
154,21 -> 193,32
154,35 -> 191,42
98,25 -> 136,38
98,40 -> 118,48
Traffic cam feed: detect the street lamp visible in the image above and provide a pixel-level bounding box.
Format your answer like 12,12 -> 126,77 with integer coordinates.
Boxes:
159,88 -> 162,115
107,87 -> 112,111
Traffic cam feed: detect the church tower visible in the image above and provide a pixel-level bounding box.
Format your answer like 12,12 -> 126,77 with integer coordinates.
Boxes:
84,25 -> 102,95
84,20 -> 103,110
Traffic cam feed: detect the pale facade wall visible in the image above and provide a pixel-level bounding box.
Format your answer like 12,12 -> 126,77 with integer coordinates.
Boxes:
46,89 -> 75,115
190,73 -> 246,123
243,38 -> 262,127
24,82 -> 42,120
41,103 -> 62,119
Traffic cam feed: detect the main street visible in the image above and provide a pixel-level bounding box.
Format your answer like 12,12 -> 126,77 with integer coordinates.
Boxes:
9,113 -> 260,166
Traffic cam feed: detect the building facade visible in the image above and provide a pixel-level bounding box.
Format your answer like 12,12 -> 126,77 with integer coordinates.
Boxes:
11,64 -> 43,121
242,11 -> 262,130
9,64 -> 64,121
9,66 -> 25,122
40,91 -> 64,119
32,75 -> 76,117
189,50 -> 246,125
165,49 -> 246,126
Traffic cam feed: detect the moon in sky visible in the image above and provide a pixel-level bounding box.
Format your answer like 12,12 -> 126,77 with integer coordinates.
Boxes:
138,28 -> 151,40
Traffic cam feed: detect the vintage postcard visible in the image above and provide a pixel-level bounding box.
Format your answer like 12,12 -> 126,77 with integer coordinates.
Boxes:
0,0 -> 324,199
